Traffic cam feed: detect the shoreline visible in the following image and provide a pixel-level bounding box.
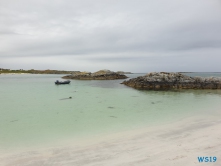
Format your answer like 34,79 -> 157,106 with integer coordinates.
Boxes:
1,112 -> 220,166
0,73 -> 67,75
0,73 -> 31,75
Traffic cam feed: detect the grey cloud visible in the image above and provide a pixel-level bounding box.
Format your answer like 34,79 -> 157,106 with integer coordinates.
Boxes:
0,0 -> 221,72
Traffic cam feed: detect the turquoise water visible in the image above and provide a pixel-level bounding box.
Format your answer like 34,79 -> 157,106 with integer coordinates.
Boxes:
0,73 -> 221,150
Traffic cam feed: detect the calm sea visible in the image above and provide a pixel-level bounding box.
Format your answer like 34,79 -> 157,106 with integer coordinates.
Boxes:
0,73 -> 221,150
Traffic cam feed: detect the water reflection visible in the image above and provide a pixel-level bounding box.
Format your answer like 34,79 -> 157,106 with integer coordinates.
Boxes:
86,74 -> 144,89
139,89 -> 221,97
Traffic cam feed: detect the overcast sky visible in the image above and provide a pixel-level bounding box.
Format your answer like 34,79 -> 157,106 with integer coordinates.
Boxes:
0,0 -> 221,72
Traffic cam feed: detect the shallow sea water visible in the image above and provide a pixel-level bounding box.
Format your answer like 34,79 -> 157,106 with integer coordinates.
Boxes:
0,73 -> 221,151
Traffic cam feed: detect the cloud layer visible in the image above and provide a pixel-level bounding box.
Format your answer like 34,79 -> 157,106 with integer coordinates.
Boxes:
1,0 -> 221,72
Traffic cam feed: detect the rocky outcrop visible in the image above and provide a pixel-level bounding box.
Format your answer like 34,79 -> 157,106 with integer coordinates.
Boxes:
121,72 -> 221,90
62,70 -> 128,80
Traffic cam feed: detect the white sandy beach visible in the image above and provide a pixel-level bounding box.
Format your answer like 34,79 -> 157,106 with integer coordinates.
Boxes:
0,111 -> 220,166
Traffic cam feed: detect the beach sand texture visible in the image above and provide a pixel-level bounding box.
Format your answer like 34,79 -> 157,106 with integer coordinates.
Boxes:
1,115 -> 220,166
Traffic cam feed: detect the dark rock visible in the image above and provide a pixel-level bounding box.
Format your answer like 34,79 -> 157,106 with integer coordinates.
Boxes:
110,116 -> 117,118
121,72 -> 221,90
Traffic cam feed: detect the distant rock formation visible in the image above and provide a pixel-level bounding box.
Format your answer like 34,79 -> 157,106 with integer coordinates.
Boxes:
62,70 -> 128,80
121,72 -> 221,90
0,68 -> 76,74
116,71 -> 133,74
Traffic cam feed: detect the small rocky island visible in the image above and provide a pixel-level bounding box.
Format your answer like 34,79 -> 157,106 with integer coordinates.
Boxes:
62,70 -> 128,80
121,72 -> 221,90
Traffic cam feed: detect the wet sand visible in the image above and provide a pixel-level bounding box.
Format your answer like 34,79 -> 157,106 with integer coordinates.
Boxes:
0,112 -> 220,166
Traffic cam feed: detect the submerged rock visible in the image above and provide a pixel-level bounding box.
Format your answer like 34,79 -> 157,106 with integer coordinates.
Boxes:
121,72 -> 221,90
62,70 -> 128,80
